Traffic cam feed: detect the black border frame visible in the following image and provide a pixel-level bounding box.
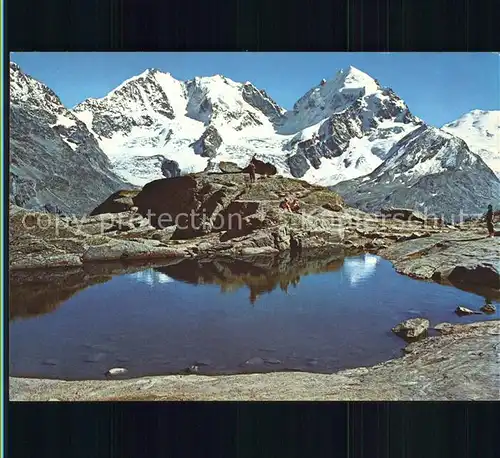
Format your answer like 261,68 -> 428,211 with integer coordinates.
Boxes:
5,0 -> 500,456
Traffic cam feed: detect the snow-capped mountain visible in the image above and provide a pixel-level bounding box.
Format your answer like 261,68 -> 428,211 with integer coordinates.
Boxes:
280,66 -> 413,134
9,63 -> 129,214
282,72 -> 422,184
332,125 -> 500,220
442,110 -> 500,177
11,61 -> 499,219
72,70 -> 286,185
71,66 -> 422,186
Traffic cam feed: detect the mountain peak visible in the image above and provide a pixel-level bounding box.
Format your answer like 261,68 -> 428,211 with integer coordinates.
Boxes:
340,65 -> 364,74
334,66 -> 379,92
101,68 -> 168,100
191,74 -> 232,85
282,65 -> 386,134
10,61 -> 65,109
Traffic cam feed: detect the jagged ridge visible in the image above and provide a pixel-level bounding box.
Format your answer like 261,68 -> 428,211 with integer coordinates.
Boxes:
9,63 -> 130,215
331,125 -> 500,219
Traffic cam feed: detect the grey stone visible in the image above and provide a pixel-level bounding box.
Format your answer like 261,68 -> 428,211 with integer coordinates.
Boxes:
392,318 -> 430,340
455,306 -> 481,316
480,303 -> 496,314
106,368 -> 128,376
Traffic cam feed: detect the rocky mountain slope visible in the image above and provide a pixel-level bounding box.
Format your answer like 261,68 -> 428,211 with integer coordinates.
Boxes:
71,66 -> 422,187
9,63 -> 129,215
331,125 -> 500,220
442,110 -> 500,177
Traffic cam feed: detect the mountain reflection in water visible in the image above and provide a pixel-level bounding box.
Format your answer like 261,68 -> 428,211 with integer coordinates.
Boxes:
128,253 -> 380,305
342,254 -> 379,286
152,253 -> 347,305
10,251 -> 498,323
10,251 -> 349,319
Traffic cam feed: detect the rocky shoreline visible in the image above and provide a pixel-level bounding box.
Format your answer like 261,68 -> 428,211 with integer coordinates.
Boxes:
10,320 -> 500,401
9,172 -> 499,401
10,172 -> 457,269
380,231 -> 500,300
10,172 -> 498,295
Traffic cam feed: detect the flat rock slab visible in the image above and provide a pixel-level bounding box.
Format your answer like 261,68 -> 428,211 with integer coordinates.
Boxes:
10,321 -> 500,401
380,233 -> 500,296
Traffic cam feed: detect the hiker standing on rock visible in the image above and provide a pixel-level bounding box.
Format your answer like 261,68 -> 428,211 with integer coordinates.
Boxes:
486,204 -> 494,237
248,161 -> 256,183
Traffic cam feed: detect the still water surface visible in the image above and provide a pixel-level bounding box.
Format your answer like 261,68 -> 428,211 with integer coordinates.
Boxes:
9,253 -> 498,380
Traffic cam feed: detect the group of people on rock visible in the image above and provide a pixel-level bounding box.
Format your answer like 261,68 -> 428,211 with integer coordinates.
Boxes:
279,197 -> 301,214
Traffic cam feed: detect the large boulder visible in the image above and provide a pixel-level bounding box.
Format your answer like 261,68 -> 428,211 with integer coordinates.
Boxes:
130,175 -> 244,237
446,264 -> 500,290
242,157 -> 277,176
219,161 -> 243,173
132,176 -> 199,227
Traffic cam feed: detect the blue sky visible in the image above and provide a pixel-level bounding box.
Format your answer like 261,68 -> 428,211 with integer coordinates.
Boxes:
10,52 -> 499,127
